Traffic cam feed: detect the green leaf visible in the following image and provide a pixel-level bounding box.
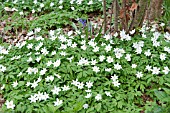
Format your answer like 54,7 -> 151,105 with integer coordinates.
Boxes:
95,103 -> 101,112
73,101 -> 83,112
154,90 -> 169,102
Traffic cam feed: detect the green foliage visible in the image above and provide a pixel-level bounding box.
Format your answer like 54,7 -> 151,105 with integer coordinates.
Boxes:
0,23 -> 170,112
162,0 -> 170,23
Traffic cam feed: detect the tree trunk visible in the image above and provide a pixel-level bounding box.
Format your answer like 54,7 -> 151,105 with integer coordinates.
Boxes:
148,0 -> 163,21
114,0 -> 119,32
103,0 -> 107,34
132,0 -> 148,29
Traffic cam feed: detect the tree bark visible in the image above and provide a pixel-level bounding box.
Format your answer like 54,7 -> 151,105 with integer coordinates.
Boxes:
103,0 -> 107,34
148,0 -> 163,21
132,0 -> 148,29
114,0 -> 119,32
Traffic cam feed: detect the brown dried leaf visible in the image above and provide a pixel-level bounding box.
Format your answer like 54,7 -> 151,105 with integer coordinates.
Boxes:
130,2 -> 138,11
120,9 -> 125,18
0,27 -> 4,31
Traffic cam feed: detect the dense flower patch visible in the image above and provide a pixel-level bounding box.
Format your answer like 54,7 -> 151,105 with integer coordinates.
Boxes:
0,24 -> 170,112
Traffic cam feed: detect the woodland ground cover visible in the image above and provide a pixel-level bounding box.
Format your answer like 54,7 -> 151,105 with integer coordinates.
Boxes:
0,0 -> 170,113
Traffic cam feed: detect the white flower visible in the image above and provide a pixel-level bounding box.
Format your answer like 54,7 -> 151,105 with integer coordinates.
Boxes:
27,43 -> 33,49
54,98 -> 63,106
142,33 -> 147,38
83,104 -> 88,109
105,44 -> 112,52
77,82 -> 84,89
0,84 -> 5,90
114,32 -> 118,37
40,68 -> 47,75
33,68 -> 38,74
71,6 -> 75,10
46,61 -> 52,66
87,0 -> 93,5
59,5 -> 63,9
50,2 -> 54,7
32,9 -> 35,13
85,81 -> 93,89
115,52 -> 123,59
35,91 -> 44,101
12,81 -> 18,88
114,63 -> 122,70
144,49 -> 151,56
88,40 -> 97,47
59,44 -> 67,50
111,74 -> 118,81
85,89 -> 91,92
71,79 -> 79,86
105,68 -> 111,72
54,74 -> 61,79
40,3 -> 44,8
27,31 -> 34,36
45,76 -> 54,82
92,66 -> 100,73
95,94 -> 102,101
160,53 -> 166,61
28,95 -> 37,103
104,34 -> 111,40
125,54 -> 131,61
105,91 -> 112,97
160,23 -> 165,27
62,85 -> 70,91
27,57 -> 33,62
36,56 -> 41,62
67,56 -> 74,62
164,32 -> 170,41
99,55 -> 105,62
135,47 -> 142,54
131,64 -> 137,68
93,46 -> 99,52
81,44 -> 87,50
53,60 -> 61,67
71,42 -> 77,48
101,42 -> 106,46
136,71 -> 143,78
31,81 -> 38,88
164,46 -> 170,53
35,28 -> 41,33
37,77 -> 42,83
152,41 -> 160,47
26,82 -> 31,87
41,47 -> 49,55
42,92 -> 49,101
152,67 -> 160,75
106,56 -> 114,63
162,66 -> 170,75
60,51 -> 67,56
112,80 -> 120,87
120,29 -> 126,39
85,93 -> 92,98
5,100 -> 15,109
91,59 -> 97,65
130,29 -> 135,35
51,86 -> 61,95
0,65 -> 6,72
146,65 -> 152,71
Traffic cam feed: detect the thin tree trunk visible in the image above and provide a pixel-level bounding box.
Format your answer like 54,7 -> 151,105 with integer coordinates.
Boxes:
148,0 -> 163,21
132,0 -> 148,29
103,0 -> 107,34
114,0 -> 119,32
110,0 -> 114,33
